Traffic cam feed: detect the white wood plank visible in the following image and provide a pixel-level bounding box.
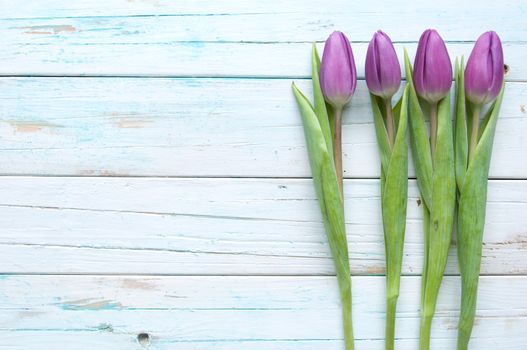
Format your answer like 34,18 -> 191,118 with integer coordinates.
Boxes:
0,1 -> 524,78
0,275 -> 525,349
0,177 -> 524,275
0,0 -> 524,41
0,41 -> 523,80
0,32 -> 524,79
1,78 -> 525,178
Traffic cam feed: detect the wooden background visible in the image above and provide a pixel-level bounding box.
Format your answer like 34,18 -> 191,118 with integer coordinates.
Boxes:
0,1 -> 525,349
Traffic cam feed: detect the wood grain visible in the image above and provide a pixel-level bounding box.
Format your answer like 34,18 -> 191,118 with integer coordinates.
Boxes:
0,275 -> 525,349
0,1 -> 525,348
0,0 -> 524,78
1,78 -> 526,178
0,177 -> 524,275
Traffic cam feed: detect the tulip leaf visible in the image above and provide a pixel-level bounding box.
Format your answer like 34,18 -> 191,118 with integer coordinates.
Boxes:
292,82 -> 354,350
378,86 -> 409,349
312,44 -> 334,159
456,84 -> 504,349
478,99 -> 498,140
405,49 -> 456,349
370,94 -> 392,176
403,49 -> 433,208
421,91 -> 456,319
455,57 -> 468,191
392,96 -> 403,133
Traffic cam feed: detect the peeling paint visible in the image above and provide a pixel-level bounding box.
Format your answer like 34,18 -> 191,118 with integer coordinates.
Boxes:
121,278 -> 156,291
7,121 -> 61,133
365,265 -> 385,275
60,299 -> 124,310
20,25 -> 76,35
113,117 -> 153,129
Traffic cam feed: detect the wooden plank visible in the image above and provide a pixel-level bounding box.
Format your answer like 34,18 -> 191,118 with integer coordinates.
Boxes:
0,41 -> 523,80
0,177 -> 524,275
0,1 -> 524,78
0,0 -> 524,41
1,78 -> 525,178
0,33 -> 524,79
0,275 -> 525,349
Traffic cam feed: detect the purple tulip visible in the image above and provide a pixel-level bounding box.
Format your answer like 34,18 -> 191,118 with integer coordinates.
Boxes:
413,29 -> 452,103
320,31 -> 357,109
365,30 -> 401,100
465,31 -> 504,106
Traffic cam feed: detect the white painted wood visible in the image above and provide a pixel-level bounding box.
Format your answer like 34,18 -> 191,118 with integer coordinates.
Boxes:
0,275 -> 525,349
0,177 -> 524,275
1,78 -> 526,178
0,31 -> 524,79
0,0 -> 524,41
0,0 -> 524,78
0,1 -> 525,348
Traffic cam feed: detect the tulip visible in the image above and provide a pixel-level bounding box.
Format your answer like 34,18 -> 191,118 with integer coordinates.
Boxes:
413,29 -> 452,104
455,33 -> 506,350
366,31 -> 408,350
465,31 -> 504,106
320,31 -> 357,192
365,30 -> 401,100
465,31 -> 505,164
413,29 -> 452,158
320,31 -> 357,110
365,30 -> 401,147
406,34 -> 457,350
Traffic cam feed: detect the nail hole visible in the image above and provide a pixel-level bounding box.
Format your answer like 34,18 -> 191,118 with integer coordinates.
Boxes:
137,333 -> 150,347
504,64 -> 510,75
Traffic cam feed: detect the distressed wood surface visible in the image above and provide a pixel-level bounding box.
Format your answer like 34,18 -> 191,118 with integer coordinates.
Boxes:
0,177 -> 524,275
1,78 -> 526,178
0,275 -> 526,350
1,0 -> 526,349
0,1 -> 525,78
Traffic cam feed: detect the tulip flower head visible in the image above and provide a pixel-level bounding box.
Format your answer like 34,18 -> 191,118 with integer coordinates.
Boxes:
365,30 -> 401,100
320,31 -> 357,110
413,29 -> 452,103
465,31 -> 504,106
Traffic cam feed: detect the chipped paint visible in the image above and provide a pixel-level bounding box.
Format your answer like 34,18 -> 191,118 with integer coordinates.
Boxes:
60,299 -> 124,311
121,278 -> 156,291
7,121 -> 61,133
365,265 -> 385,275
19,25 -> 76,35
113,117 -> 153,129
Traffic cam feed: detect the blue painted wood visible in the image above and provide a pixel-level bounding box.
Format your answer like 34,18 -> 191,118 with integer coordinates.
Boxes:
0,1 -> 525,349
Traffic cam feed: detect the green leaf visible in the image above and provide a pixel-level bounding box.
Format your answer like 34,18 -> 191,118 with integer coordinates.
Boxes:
404,49 -> 433,208
311,44 -> 334,159
455,57 -> 468,191
381,86 -> 409,349
422,91 -> 456,316
370,94 -> 392,175
392,95 -> 403,133
292,82 -> 354,350
457,84 -> 504,350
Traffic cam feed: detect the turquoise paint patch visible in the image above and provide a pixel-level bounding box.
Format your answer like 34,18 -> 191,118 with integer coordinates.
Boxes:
60,299 -> 124,311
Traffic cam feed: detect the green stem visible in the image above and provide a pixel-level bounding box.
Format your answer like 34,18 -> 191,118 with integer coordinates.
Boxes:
385,98 -> 395,148
419,314 -> 433,350
386,296 -> 397,350
341,281 -> 354,350
429,102 -> 438,160
469,105 -> 481,164
334,107 -> 344,195
419,206 -> 431,350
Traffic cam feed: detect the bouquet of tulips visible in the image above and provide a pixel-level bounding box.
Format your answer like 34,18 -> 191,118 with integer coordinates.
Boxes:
292,28 -> 505,350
